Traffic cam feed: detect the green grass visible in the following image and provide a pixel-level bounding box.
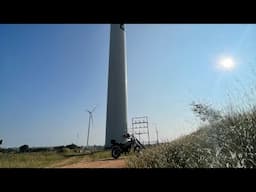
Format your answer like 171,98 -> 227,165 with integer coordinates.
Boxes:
0,150 -> 115,168
0,151 -> 67,168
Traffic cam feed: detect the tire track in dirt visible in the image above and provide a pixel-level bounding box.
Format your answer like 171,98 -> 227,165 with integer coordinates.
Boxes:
55,157 -> 127,168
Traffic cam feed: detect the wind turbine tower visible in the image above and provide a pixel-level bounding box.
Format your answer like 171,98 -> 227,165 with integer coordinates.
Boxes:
156,126 -> 159,145
86,106 -> 96,148
105,24 -> 128,148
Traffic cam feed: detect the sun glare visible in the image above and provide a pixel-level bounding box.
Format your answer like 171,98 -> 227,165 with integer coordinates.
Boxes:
218,57 -> 235,71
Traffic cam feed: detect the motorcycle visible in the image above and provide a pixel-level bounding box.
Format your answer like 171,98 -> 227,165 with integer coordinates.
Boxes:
111,133 -> 145,159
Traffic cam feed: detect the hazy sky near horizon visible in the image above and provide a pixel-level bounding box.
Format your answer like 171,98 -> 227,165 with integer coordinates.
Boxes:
1,24 -> 256,148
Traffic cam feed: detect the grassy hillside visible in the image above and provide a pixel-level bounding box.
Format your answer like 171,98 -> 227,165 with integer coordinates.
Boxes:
127,104 -> 256,168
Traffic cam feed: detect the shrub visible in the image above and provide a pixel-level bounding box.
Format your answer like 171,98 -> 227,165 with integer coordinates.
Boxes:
59,147 -> 70,153
127,103 -> 256,168
19,145 -> 29,153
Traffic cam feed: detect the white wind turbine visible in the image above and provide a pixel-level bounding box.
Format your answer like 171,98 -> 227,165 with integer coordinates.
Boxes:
86,105 -> 96,149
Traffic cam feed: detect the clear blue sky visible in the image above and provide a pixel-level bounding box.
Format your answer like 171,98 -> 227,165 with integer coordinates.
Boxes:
1,24 -> 256,148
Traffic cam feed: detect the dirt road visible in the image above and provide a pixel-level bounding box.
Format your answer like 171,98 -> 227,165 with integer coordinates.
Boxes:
54,157 -> 127,168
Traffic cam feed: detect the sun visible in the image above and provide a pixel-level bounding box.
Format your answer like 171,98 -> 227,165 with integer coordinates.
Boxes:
218,57 -> 235,71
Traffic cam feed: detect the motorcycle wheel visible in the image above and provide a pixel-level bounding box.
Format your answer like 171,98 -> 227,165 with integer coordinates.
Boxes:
111,146 -> 121,159
134,146 -> 141,153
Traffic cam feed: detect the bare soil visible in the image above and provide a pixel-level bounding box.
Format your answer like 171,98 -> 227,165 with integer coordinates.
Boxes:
54,157 -> 127,168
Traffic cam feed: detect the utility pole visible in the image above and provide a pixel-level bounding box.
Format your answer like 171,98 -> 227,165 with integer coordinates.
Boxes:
131,116 -> 150,145
153,123 -> 159,145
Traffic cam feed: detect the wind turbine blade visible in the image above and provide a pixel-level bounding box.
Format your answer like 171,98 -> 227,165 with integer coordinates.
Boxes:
91,105 -> 96,113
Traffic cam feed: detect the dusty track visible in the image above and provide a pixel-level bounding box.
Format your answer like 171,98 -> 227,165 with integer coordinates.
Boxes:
55,157 -> 127,168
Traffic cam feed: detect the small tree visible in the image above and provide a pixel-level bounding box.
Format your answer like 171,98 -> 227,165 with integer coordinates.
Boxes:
191,102 -> 222,124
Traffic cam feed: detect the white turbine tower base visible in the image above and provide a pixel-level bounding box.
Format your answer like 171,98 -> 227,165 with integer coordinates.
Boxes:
105,24 -> 128,148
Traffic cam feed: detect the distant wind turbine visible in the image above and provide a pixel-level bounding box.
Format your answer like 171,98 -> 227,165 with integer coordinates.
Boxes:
86,105 -> 96,149
153,123 -> 159,145
156,126 -> 159,145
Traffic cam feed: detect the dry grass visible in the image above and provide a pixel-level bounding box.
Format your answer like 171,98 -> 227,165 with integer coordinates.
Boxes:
0,151 -> 67,168
127,105 -> 256,168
